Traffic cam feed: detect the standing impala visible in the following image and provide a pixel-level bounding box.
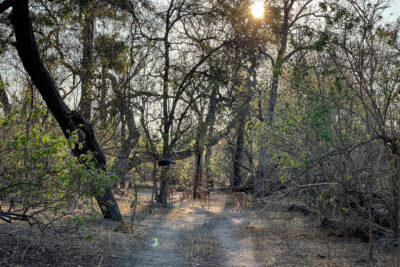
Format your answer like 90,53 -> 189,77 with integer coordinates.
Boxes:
167,186 -> 175,205
230,190 -> 249,212
180,187 -> 192,207
197,187 -> 210,209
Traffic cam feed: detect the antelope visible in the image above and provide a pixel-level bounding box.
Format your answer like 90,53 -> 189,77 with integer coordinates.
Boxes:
239,192 -> 250,211
180,187 -> 192,207
231,191 -> 250,212
231,191 -> 244,212
167,186 -> 175,203
199,188 -> 210,209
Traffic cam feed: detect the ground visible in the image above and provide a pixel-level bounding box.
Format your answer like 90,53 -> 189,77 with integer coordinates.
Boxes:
0,190 -> 398,266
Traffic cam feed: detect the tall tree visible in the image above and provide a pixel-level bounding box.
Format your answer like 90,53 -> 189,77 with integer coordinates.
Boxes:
324,0 -> 400,236
8,0 -> 122,221
137,0 -> 225,205
255,0 -> 326,197
80,0 -> 95,120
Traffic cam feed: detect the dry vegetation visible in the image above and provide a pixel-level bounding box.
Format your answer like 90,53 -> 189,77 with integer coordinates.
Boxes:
0,191 -> 151,266
247,203 -> 399,266
1,191 -> 400,266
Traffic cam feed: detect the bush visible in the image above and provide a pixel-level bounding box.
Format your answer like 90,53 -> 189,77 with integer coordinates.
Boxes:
0,109 -> 116,231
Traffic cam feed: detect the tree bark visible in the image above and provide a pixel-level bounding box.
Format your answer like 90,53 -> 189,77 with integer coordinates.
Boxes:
9,0 -> 122,221
80,0 -> 95,121
204,144 -> 213,187
193,134 -> 204,199
390,139 -> 400,237
204,86 -> 218,188
156,166 -> 169,206
152,161 -> 158,200
233,119 -> 245,187
254,0 -> 290,197
0,76 -> 10,114
156,2 -> 172,206
193,84 -> 219,196
232,91 -> 251,187
254,72 -> 280,197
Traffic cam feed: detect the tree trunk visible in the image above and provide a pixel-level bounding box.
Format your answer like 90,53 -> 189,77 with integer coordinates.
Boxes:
204,143 -> 213,188
254,1 -> 291,198
156,166 -> 169,206
232,90 -> 251,188
255,70 -> 280,197
204,86 -> 218,188
267,72 -> 279,125
391,140 -> 400,238
98,65 -> 108,123
9,1 -> 122,221
80,0 -> 95,121
156,9 -> 172,206
0,76 -> 10,114
152,161 -> 158,200
233,120 -> 245,187
193,138 -> 204,199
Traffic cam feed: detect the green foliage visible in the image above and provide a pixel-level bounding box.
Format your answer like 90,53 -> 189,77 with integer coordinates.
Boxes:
174,158 -> 193,186
95,34 -> 128,73
0,108 -> 115,227
314,32 -> 330,52
307,97 -> 333,142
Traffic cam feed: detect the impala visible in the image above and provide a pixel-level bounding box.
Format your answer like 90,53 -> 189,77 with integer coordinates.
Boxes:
198,188 -> 210,209
180,187 -> 192,207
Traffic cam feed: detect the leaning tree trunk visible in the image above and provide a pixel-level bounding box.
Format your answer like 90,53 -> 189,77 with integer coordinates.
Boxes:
9,1 -> 122,221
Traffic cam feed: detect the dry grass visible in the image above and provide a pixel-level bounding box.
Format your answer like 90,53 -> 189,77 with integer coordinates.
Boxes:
0,218 -> 135,266
246,202 -> 399,267
0,190 -> 156,266
2,191 -> 399,266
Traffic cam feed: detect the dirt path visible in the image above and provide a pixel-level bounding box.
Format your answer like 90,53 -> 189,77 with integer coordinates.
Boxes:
210,204 -> 259,266
1,191 -> 398,266
120,192 -> 260,267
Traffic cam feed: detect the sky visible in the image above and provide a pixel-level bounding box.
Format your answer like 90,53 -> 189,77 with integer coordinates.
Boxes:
384,0 -> 400,21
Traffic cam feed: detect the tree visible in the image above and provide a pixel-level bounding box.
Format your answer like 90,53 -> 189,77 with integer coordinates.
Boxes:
79,0 -> 95,121
7,0 -> 122,221
323,0 -> 400,236
136,0 -> 226,205
254,0 -> 327,197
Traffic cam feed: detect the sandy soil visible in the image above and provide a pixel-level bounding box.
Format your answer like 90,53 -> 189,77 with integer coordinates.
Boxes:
120,192 -> 259,267
118,191 -> 398,266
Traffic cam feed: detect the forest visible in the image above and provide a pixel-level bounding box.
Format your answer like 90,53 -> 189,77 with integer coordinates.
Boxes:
0,0 -> 399,266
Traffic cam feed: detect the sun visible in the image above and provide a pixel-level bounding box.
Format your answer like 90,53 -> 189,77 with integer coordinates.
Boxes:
251,1 -> 264,19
